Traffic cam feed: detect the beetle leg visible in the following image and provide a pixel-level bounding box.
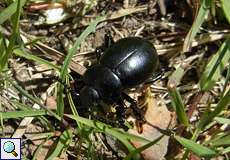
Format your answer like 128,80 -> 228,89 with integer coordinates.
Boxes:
113,97 -> 129,131
90,100 -> 128,130
121,93 -> 146,123
95,31 -> 114,61
95,47 -> 104,61
54,77 -> 72,94
104,30 -> 114,48
144,67 -> 174,85
116,105 -> 129,131
144,72 -> 165,85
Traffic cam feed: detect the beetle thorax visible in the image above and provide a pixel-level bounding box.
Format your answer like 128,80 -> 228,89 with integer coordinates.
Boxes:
83,64 -> 122,99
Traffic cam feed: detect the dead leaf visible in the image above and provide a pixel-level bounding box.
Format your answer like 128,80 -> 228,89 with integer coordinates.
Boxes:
128,92 -> 175,160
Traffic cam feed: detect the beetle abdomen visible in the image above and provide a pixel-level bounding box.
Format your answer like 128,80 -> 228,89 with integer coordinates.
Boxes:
100,37 -> 158,87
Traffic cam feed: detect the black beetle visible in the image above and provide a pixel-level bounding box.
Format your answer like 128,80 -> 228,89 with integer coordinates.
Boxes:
77,36 -> 159,128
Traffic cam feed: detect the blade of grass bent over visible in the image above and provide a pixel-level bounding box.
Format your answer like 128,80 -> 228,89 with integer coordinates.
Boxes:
56,15 -> 105,118
65,114 -> 149,153
65,114 -> 149,143
66,116 -> 139,156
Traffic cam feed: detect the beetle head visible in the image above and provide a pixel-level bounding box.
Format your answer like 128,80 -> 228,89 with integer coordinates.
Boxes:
80,86 -> 100,108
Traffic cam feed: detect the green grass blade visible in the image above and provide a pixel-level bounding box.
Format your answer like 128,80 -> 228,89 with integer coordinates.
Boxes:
220,0 -> 230,24
32,135 -> 52,160
0,0 -> 25,71
14,48 -> 60,71
10,100 -> 55,131
221,63 -> 230,97
168,86 -> 189,126
204,132 -> 228,145
124,135 -> 164,160
66,78 -> 82,129
7,77 -> 61,121
214,117 -> 230,124
222,146 -> 230,154
168,66 -> 185,87
175,136 -> 217,158
73,120 -> 137,154
199,38 -> 230,91
65,114 -> 149,147
183,0 -> 212,52
0,0 -> 27,25
46,128 -> 73,160
198,89 -> 230,130
119,138 -> 138,155
1,110 -> 47,119
0,33 -> 6,60
167,66 -> 189,126
210,134 -> 230,146
56,15 -> 105,118
61,15 -> 105,82
0,96 -> 4,133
